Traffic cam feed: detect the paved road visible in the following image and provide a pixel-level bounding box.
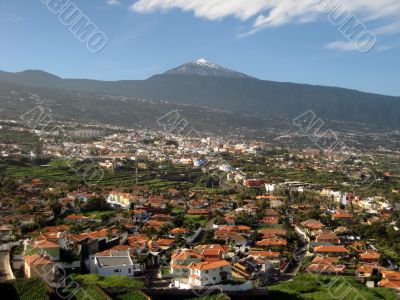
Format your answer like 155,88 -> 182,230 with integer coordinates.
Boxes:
368,242 -> 398,270
282,226 -> 310,276
205,218 -> 215,230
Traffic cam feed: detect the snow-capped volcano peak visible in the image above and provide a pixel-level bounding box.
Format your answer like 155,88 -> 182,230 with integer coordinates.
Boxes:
194,58 -> 216,67
164,58 -> 253,79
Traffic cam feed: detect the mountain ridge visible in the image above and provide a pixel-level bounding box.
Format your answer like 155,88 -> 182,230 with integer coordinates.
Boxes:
0,62 -> 399,129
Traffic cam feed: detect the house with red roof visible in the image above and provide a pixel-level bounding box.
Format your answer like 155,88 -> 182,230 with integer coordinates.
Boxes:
24,239 -> 61,261
187,260 -> 232,287
256,238 -> 287,248
359,250 -> 381,264
314,245 -> 349,257
301,219 -> 325,233
378,279 -> 400,291
170,248 -> 203,276
332,211 -> 353,221
65,214 -> 90,223
194,244 -> 228,262
187,208 -> 212,216
24,254 -> 55,283
258,228 -> 287,239
316,231 -> 340,245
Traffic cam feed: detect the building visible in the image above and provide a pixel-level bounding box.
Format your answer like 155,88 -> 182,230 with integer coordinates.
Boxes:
0,224 -> 13,241
24,254 -> 55,283
314,245 -> 349,257
170,249 -> 203,276
24,239 -> 61,261
194,244 -> 228,262
301,219 -> 325,232
331,211 -> 353,221
378,279 -> 400,291
256,238 -> 287,248
264,183 -> 276,193
244,179 -> 265,188
307,256 -> 345,274
359,250 -> 381,264
188,260 -> 232,287
107,192 -> 143,209
316,231 -> 340,245
90,250 -> 138,277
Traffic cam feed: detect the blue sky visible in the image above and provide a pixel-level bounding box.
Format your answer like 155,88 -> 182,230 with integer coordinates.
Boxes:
0,0 -> 399,96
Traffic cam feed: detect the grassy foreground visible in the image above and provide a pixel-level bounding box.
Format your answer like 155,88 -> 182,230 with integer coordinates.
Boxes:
268,273 -> 397,300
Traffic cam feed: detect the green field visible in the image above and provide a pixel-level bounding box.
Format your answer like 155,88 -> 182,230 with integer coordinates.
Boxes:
0,278 -> 49,300
268,273 -> 397,300
70,274 -> 144,290
83,210 -> 116,220
0,159 -> 82,182
184,214 -> 208,226
74,285 -> 107,300
0,158 -> 187,189
116,291 -> 149,300
0,129 -> 39,146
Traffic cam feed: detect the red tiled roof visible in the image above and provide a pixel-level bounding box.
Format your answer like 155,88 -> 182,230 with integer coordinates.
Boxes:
172,249 -> 203,261
359,251 -> 380,260
65,214 -> 88,221
24,254 -> 53,266
307,263 -> 345,273
311,256 -> 340,265
157,239 -> 175,247
381,271 -> 400,280
195,244 -> 228,253
301,219 -> 325,229
187,209 -> 211,215
378,279 -> 400,290
248,250 -> 280,258
332,212 -> 353,219
171,227 -> 188,235
189,260 -> 230,271
258,228 -> 287,238
33,239 -> 60,249
96,245 -> 131,256
314,246 -> 349,253
256,238 -> 287,247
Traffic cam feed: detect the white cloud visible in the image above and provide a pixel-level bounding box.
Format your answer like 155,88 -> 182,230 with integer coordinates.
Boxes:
325,41 -> 358,51
374,44 -> 393,51
373,22 -> 400,35
324,39 -> 393,52
0,13 -> 23,23
107,0 -> 121,5
129,0 -> 400,37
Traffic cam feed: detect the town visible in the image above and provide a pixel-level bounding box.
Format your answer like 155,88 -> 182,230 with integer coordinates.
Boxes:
0,118 -> 399,300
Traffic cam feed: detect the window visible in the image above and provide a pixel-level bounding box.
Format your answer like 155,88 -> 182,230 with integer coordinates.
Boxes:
114,269 -> 122,273
128,268 -> 131,273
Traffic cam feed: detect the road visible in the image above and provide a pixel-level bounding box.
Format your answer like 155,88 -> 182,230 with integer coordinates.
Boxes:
282,226 -> 310,276
205,218 -> 216,230
368,242 -> 398,270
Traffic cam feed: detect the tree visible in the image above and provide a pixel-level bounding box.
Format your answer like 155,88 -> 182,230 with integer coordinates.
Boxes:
50,200 -> 62,216
2,178 -> 17,192
84,196 -> 109,211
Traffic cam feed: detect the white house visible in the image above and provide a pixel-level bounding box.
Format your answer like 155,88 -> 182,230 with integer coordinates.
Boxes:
188,260 -> 231,287
265,183 -> 276,193
106,192 -> 144,209
90,250 -> 140,277
219,164 -> 233,172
